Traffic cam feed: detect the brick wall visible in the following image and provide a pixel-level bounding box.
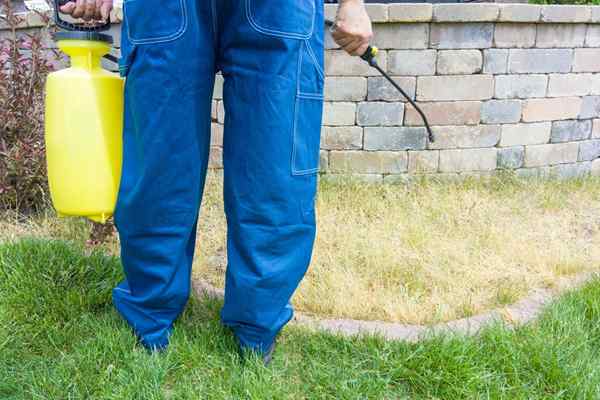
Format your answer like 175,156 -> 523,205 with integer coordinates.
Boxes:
317,4 -> 600,181
6,4 -> 600,181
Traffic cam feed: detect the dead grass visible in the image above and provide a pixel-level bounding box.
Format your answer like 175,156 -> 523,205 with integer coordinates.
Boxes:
196,173 -> 600,324
0,208 -> 89,243
4,172 -> 600,325
0,209 -> 120,254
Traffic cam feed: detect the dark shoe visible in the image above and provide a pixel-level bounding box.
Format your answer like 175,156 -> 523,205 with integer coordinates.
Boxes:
261,341 -> 276,366
238,340 -> 277,366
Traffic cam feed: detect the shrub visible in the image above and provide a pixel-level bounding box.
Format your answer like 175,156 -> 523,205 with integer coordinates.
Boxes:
0,0 -> 58,212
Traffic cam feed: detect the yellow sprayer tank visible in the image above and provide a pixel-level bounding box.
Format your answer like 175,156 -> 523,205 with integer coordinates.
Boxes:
45,31 -> 123,224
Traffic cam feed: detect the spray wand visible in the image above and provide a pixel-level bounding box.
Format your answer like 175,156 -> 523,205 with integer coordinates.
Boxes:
325,19 -> 434,143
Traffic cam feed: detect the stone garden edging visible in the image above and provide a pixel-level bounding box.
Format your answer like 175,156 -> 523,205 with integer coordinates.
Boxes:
193,271 -> 598,342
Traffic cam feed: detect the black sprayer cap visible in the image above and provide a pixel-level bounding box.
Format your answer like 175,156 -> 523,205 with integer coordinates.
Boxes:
53,31 -> 113,44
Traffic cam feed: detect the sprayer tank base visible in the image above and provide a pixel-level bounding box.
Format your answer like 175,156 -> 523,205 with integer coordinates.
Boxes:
56,210 -> 112,224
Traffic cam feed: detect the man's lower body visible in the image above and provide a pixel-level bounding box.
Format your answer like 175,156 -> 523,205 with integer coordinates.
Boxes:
112,0 -> 324,353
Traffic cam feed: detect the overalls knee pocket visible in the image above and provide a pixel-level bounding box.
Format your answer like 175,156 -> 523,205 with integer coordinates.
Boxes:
293,40 -> 324,175
244,0 -> 324,176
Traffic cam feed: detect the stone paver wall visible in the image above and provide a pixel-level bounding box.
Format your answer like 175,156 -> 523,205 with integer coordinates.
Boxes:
5,4 -> 600,181
316,3 -> 600,181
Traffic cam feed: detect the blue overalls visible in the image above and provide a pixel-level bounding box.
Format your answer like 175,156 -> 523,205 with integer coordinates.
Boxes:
112,0 -> 324,353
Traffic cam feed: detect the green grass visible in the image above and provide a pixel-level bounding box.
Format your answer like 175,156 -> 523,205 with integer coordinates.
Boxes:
2,239 -> 600,398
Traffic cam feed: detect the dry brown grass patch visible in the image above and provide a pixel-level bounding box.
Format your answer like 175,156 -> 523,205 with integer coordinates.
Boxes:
195,173 -> 600,325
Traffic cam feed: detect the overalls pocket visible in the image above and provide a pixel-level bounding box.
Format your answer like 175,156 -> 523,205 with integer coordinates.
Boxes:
245,0 -> 315,40
292,95 -> 323,175
292,40 -> 324,176
124,0 -> 188,45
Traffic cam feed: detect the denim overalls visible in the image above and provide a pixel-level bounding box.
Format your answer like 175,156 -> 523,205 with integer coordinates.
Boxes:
112,0 -> 324,352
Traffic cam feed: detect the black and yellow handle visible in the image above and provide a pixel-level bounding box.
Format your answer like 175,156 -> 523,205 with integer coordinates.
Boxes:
360,45 -> 378,66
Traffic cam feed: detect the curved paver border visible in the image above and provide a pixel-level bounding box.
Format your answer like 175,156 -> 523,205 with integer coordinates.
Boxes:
193,271 -> 599,342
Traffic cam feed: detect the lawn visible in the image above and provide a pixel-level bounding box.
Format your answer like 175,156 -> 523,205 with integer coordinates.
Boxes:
2,238 -> 600,399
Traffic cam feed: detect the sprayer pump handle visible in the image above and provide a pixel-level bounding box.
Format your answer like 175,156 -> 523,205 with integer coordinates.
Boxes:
54,0 -> 111,32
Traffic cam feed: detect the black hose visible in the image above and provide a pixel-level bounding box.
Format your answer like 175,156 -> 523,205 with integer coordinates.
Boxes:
372,63 -> 435,142
324,19 -> 435,142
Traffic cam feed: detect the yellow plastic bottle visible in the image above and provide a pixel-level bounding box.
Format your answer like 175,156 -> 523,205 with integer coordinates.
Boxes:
45,33 -> 123,223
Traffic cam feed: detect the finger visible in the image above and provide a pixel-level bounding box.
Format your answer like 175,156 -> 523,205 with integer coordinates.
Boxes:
333,35 -> 355,47
94,0 -> 103,19
333,21 -> 351,35
100,2 -> 111,20
331,22 -> 355,39
352,42 -> 370,57
59,2 -> 76,14
83,0 -> 96,20
331,28 -> 346,41
71,0 -> 85,18
342,39 -> 363,55
332,27 -> 368,44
